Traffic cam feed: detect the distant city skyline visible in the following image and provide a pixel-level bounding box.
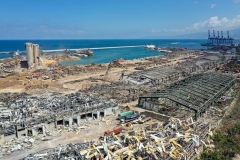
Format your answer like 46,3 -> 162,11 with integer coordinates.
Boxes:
0,0 -> 240,39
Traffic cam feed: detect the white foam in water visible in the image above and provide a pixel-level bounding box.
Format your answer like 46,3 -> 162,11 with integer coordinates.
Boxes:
0,52 -> 14,54
42,45 -> 144,52
0,45 -> 144,54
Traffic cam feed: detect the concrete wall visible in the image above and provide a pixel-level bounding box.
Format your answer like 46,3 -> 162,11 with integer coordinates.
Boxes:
64,117 -> 73,127
27,128 -> 38,136
73,116 -> 81,124
17,129 -> 26,138
102,106 -> 119,117
104,107 -> 113,116
92,111 -> 100,119
2,106 -> 119,140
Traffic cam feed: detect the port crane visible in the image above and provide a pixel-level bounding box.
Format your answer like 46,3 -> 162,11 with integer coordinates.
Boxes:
201,30 -> 234,49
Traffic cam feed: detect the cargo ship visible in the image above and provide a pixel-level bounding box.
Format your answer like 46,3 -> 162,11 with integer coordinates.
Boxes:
73,49 -> 93,57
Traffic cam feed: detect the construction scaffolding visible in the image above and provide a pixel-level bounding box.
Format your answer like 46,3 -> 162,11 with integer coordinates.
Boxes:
138,73 -> 236,120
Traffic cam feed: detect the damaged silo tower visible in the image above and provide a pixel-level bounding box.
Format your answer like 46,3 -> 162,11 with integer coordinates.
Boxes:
25,43 -> 41,68
25,43 -> 34,68
33,44 -> 40,64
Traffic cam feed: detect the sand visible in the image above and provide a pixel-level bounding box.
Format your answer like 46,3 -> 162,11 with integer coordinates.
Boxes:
0,52 -> 197,95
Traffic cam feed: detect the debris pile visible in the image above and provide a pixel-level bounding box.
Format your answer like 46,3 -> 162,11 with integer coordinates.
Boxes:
87,81 -> 150,103
22,117 -> 212,160
220,57 -> 240,73
0,91 -> 118,144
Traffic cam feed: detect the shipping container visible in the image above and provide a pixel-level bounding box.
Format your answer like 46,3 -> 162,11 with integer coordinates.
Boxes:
124,113 -> 140,120
104,126 -> 122,136
118,110 -> 134,119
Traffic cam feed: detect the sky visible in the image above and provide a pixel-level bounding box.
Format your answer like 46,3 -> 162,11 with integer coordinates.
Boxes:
0,0 -> 240,39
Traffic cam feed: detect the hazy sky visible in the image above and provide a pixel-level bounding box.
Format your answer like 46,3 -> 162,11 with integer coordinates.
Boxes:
0,0 -> 240,39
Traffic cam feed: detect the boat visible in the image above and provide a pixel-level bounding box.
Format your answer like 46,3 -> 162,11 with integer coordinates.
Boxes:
73,49 -> 93,57
145,44 -> 155,50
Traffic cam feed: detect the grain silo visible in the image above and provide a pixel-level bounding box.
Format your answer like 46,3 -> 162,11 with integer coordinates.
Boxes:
25,43 -> 34,68
33,44 -> 39,64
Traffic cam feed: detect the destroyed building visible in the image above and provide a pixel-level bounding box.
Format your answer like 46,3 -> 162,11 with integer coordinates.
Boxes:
0,92 -> 118,144
21,116 -> 211,160
25,43 -> 42,68
125,54 -> 222,87
138,72 -> 236,120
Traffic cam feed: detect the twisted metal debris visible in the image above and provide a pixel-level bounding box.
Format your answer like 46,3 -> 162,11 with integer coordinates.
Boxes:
22,117 -> 212,160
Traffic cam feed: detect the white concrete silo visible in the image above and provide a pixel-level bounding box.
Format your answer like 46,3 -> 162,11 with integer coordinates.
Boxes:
25,43 -> 34,68
33,44 -> 40,64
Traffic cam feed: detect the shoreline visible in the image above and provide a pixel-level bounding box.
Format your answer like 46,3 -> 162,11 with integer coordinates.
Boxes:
0,48 -> 201,94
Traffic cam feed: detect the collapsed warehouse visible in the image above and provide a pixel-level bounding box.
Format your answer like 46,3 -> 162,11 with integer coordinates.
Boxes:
0,92 -> 118,143
87,81 -> 150,103
138,72 -> 236,120
81,55 -> 223,104
126,56 -> 220,87
126,66 -> 182,86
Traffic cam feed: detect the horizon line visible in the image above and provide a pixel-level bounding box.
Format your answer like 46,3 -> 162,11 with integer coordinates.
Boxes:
0,38 -> 207,40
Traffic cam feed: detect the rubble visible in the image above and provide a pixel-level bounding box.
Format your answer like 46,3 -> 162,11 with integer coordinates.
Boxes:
0,50 -> 238,159
138,72 -> 236,120
21,117 -> 212,160
0,91 -> 119,156
220,56 -> 240,73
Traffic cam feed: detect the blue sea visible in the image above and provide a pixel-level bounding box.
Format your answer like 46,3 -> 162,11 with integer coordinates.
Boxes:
0,39 -> 236,65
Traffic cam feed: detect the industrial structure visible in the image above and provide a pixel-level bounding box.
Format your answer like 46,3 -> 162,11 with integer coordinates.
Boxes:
125,58 -> 220,87
82,53 -> 223,104
25,43 -> 41,68
0,92 -> 118,143
138,73 -> 236,120
0,48 -> 239,159
201,30 -> 235,50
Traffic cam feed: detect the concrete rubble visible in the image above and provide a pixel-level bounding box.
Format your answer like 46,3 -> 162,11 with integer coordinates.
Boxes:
0,91 -> 119,157
0,50 -> 238,159
21,116 -> 212,160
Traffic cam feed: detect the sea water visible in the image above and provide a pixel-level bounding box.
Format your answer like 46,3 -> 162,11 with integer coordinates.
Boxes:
0,39 -> 233,65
